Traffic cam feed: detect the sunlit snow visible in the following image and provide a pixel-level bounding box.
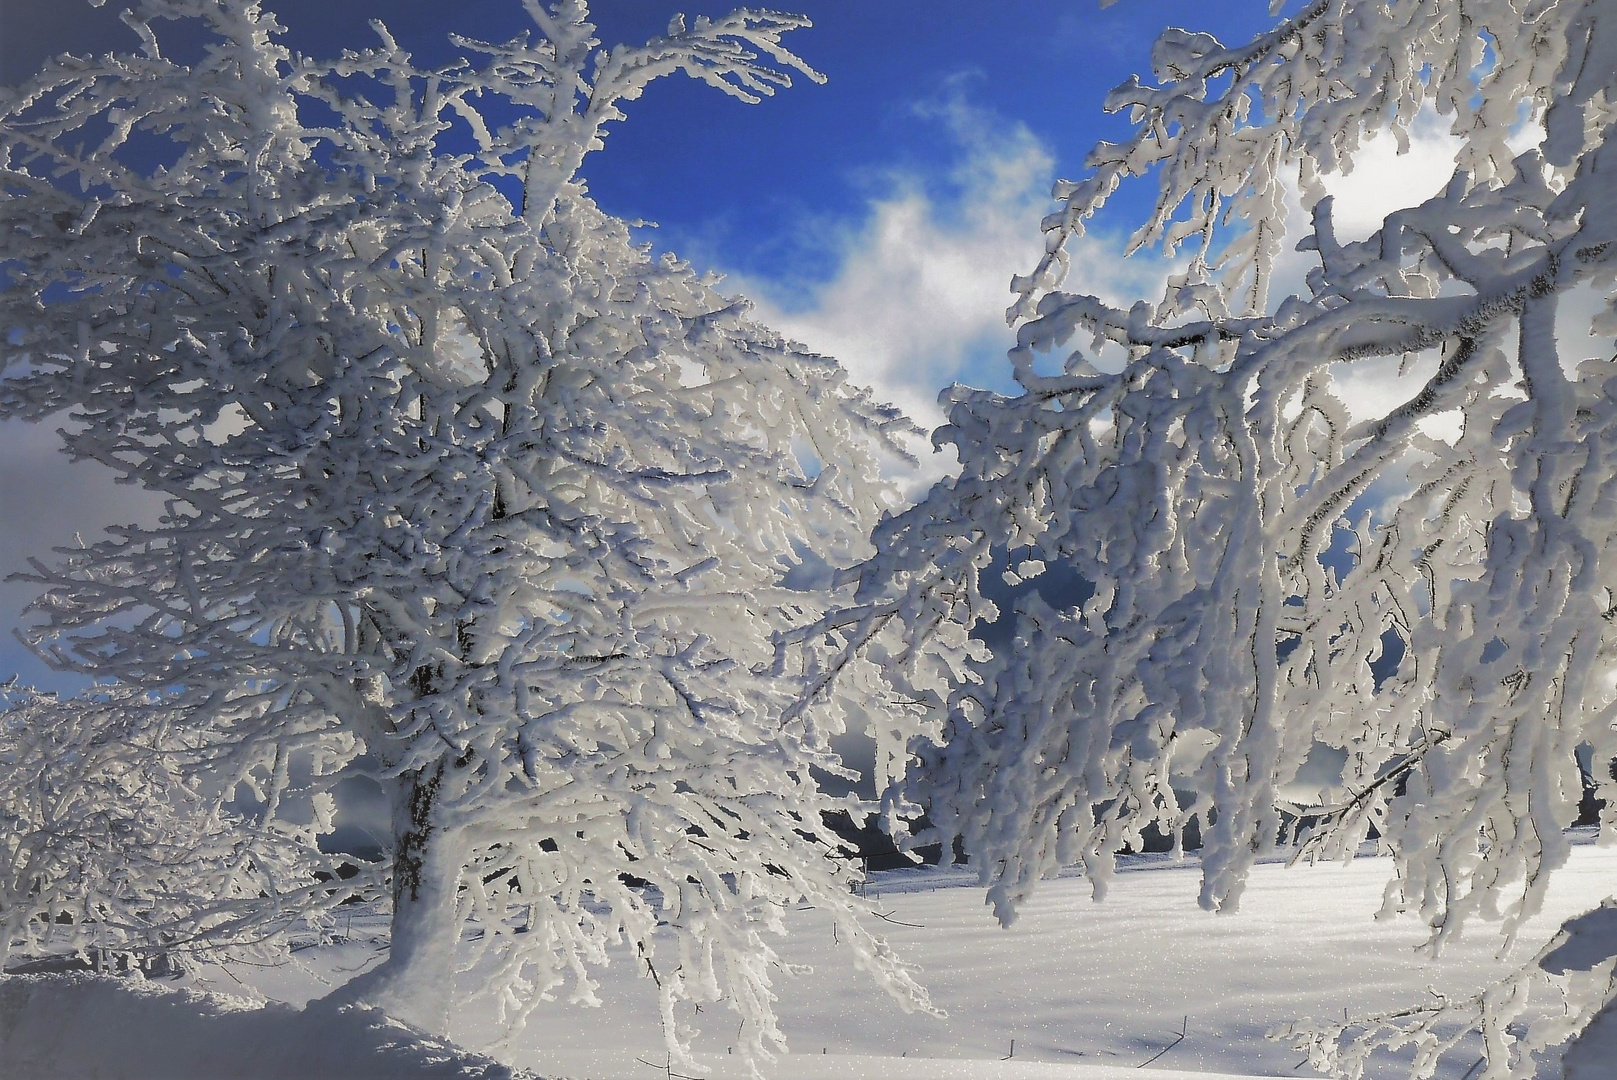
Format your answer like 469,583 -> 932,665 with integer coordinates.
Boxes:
12,839 -> 1587,1080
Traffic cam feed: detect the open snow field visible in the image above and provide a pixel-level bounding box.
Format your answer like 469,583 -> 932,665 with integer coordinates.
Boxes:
108,835 -> 1609,1080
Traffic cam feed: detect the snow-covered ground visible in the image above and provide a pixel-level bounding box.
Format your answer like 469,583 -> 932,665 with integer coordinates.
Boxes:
7,838 -> 1615,1079
0,973 -> 522,1078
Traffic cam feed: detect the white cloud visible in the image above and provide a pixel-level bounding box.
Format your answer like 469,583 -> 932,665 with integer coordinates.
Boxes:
1259,111 -> 1465,429
722,95 -> 1543,502
1319,110 -> 1463,243
1272,109 -> 1580,431
0,418 -> 162,691
729,96 -> 1167,494
736,99 -> 1049,427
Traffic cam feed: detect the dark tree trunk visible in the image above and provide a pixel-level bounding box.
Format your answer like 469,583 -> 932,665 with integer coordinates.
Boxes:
324,761 -> 463,1030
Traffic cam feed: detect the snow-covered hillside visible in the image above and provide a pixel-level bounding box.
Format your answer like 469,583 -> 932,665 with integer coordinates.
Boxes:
11,839 -> 1605,1080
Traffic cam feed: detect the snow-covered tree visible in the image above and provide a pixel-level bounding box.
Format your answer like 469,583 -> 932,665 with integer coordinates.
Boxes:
0,0 -> 929,1064
0,681 -> 364,976
827,1 -> 1617,1075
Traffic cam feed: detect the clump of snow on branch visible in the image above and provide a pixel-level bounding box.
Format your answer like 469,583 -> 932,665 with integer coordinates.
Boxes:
0,0 -> 930,1068
834,1 -> 1617,1077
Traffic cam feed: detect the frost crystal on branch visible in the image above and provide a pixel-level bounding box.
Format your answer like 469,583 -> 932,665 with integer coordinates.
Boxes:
849,1 -> 1617,1076
0,0 -> 927,1066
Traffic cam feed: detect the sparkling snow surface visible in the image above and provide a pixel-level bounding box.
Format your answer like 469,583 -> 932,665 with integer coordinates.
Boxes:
162,837 -> 1617,1080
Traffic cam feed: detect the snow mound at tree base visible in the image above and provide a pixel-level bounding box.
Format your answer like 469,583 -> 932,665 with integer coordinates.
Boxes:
0,973 -> 533,1079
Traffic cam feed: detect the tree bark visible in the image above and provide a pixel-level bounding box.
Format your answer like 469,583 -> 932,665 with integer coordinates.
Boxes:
323,761 -> 463,1031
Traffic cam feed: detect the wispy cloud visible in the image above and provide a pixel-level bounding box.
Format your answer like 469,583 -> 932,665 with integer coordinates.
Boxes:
734,96 -> 1050,428
727,93 -> 1168,492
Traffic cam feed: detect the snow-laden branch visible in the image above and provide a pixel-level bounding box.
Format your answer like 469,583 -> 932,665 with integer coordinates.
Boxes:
1011,0 -> 1589,322
841,2 -> 1617,1075
0,682 -> 373,974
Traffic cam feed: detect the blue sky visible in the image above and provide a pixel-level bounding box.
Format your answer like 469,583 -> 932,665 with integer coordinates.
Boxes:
0,1 -> 1276,406
2,0 -> 1459,692
1,1 -> 1271,275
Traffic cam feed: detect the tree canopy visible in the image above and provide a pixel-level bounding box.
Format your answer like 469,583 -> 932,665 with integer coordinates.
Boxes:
825,0 -> 1617,1074
0,0 -> 929,1065
5,0 -> 1617,1076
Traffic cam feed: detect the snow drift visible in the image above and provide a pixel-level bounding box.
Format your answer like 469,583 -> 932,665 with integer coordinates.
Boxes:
0,974 -> 530,1079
